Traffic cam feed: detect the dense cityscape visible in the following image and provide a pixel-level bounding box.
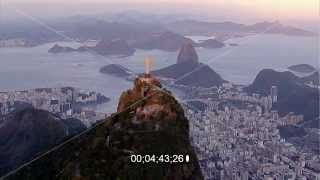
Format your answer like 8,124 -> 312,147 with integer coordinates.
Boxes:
175,83 -> 319,180
0,87 -> 108,126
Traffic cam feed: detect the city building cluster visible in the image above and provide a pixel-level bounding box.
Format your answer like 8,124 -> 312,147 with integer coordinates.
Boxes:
0,87 -> 108,126
0,38 -> 30,47
181,84 -> 319,180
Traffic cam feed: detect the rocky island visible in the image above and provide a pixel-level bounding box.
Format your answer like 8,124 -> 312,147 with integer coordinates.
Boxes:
132,31 -> 194,52
99,64 -> 133,78
195,39 -> 225,49
48,44 -> 76,53
92,39 -> 135,56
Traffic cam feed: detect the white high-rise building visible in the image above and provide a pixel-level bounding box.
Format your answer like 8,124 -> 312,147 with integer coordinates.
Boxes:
271,86 -> 278,103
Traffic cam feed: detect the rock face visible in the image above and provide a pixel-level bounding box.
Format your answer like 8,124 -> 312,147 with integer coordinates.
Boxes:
288,64 -> 316,73
8,77 -> 203,180
245,69 -> 319,121
174,64 -> 225,88
115,76 -> 203,179
153,62 -> 225,88
0,108 -> 86,176
177,43 -> 199,64
153,61 -> 199,79
153,43 -> 225,88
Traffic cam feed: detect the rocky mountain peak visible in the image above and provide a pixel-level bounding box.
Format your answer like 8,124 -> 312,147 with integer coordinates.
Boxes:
177,43 -> 199,64
117,74 -> 161,112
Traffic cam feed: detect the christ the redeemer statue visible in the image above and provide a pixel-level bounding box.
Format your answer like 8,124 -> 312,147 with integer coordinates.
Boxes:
144,56 -> 152,78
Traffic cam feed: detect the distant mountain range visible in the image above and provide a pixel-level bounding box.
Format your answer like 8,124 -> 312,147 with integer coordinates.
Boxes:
0,108 -> 86,176
103,11 -> 195,25
245,69 -> 319,121
165,20 -> 316,37
1,15 -> 314,48
49,31 -> 225,56
0,18 -> 166,47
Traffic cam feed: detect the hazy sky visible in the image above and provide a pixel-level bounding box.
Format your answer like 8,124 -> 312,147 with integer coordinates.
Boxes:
1,0 -> 319,29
